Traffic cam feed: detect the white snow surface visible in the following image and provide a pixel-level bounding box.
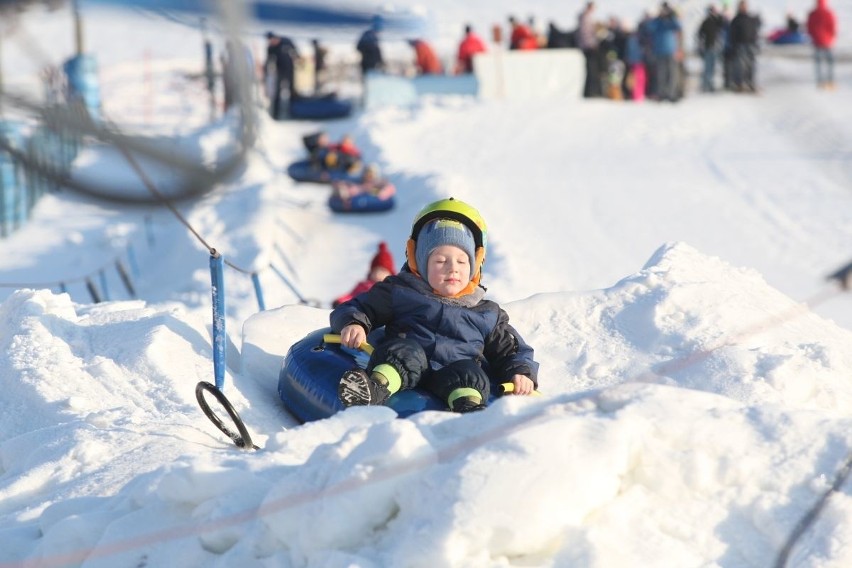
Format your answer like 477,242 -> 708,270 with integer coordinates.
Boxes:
2,1 -> 852,567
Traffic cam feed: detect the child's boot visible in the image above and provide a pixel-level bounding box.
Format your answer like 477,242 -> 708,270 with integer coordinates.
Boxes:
449,388 -> 487,413
338,368 -> 391,407
451,396 -> 487,413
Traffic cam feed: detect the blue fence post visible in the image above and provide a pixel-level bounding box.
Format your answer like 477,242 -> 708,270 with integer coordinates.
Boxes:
0,121 -> 25,238
251,272 -> 266,312
115,259 -> 136,298
85,277 -> 102,303
210,251 -> 226,390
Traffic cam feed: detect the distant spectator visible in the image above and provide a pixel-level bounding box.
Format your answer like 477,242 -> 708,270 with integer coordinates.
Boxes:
697,5 -> 726,92
546,21 -> 575,48
604,51 -> 626,100
767,14 -> 806,44
601,16 -> 629,96
637,11 -> 657,98
807,0 -> 838,90
312,38 -> 328,93
729,0 -> 761,92
356,17 -> 384,78
508,16 -> 539,50
455,24 -> 487,74
409,39 -> 444,75
264,32 -> 300,119
624,30 -> 647,101
577,2 -> 602,98
647,2 -> 683,102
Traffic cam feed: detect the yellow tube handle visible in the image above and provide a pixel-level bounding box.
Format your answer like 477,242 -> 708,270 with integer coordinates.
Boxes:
500,382 -> 542,396
323,333 -> 374,355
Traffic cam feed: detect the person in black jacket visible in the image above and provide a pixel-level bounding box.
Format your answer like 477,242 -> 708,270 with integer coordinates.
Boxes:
311,39 -> 327,94
264,32 -> 300,119
729,0 -> 761,92
332,198 -> 539,413
356,18 -> 384,78
697,5 -> 726,92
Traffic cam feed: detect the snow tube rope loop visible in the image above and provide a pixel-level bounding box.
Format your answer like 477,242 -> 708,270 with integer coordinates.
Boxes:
195,381 -> 260,450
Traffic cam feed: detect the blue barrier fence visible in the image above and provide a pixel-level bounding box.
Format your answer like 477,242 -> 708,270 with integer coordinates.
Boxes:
0,53 -> 100,239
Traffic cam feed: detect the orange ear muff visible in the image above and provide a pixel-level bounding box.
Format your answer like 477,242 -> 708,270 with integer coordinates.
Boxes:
406,238 -> 419,275
473,246 -> 485,280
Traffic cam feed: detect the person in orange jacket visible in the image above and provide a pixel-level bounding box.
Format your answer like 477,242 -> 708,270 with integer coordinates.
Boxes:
807,0 -> 838,89
332,242 -> 396,307
454,24 -> 487,74
408,39 -> 444,75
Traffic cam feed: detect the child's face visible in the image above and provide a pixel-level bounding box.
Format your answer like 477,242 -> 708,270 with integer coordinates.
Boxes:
426,245 -> 471,297
369,266 -> 391,282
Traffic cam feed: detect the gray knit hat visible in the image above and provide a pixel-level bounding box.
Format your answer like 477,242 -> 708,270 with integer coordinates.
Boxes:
415,218 -> 476,276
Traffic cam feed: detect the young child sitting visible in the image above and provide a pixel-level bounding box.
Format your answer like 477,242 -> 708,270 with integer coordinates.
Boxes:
332,241 -> 396,308
330,198 -> 539,413
331,164 -> 396,206
303,131 -> 362,173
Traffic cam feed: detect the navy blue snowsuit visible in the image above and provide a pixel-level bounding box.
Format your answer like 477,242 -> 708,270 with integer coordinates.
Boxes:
356,29 -> 384,76
265,35 -> 299,119
330,267 -> 539,406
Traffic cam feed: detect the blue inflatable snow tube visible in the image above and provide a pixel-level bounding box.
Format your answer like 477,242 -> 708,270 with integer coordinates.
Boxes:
278,328 -> 506,423
328,193 -> 395,213
286,159 -> 363,184
288,94 -> 353,120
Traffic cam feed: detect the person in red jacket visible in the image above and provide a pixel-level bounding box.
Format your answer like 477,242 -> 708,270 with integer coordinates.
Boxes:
508,16 -> 539,50
807,0 -> 838,89
408,39 -> 444,75
454,24 -> 487,74
332,242 -> 396,307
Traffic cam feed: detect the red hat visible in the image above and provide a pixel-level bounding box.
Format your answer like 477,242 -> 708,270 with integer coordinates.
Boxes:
370,242 -> 396,275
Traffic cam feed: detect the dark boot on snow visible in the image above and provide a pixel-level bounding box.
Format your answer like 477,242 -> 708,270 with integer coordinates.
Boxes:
338,368 -> 391,407
451,396 -> 487,414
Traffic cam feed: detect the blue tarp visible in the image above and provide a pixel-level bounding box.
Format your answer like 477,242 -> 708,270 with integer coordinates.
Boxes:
80,0 -> 425,33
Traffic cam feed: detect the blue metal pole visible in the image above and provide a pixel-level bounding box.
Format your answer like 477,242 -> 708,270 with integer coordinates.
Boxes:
115,259 -> 136,297
210,251 -> 226,390
85,277 -> 102,303
251,272 -> 266,312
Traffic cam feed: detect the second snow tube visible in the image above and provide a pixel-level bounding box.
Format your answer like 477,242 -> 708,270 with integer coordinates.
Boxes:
288,94 -> 354,120
328,192 -> 395,213
286,159 -> 363,184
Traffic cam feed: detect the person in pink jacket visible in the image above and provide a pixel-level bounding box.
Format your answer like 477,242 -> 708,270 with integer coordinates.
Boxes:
807,0 -> 838,89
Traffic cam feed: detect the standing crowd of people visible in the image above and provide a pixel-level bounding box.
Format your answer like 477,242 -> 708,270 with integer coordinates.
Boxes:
237,0 -> 837,118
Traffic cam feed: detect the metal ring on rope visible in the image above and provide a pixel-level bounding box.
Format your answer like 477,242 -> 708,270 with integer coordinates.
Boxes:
195,381 -> 259,450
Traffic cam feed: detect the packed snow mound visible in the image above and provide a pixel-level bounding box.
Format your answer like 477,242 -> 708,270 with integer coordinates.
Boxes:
244,241 -> 852,417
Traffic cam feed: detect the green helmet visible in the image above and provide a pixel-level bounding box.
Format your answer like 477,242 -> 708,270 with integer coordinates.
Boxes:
406,198 -> 488,290
410,197 -> 487,251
